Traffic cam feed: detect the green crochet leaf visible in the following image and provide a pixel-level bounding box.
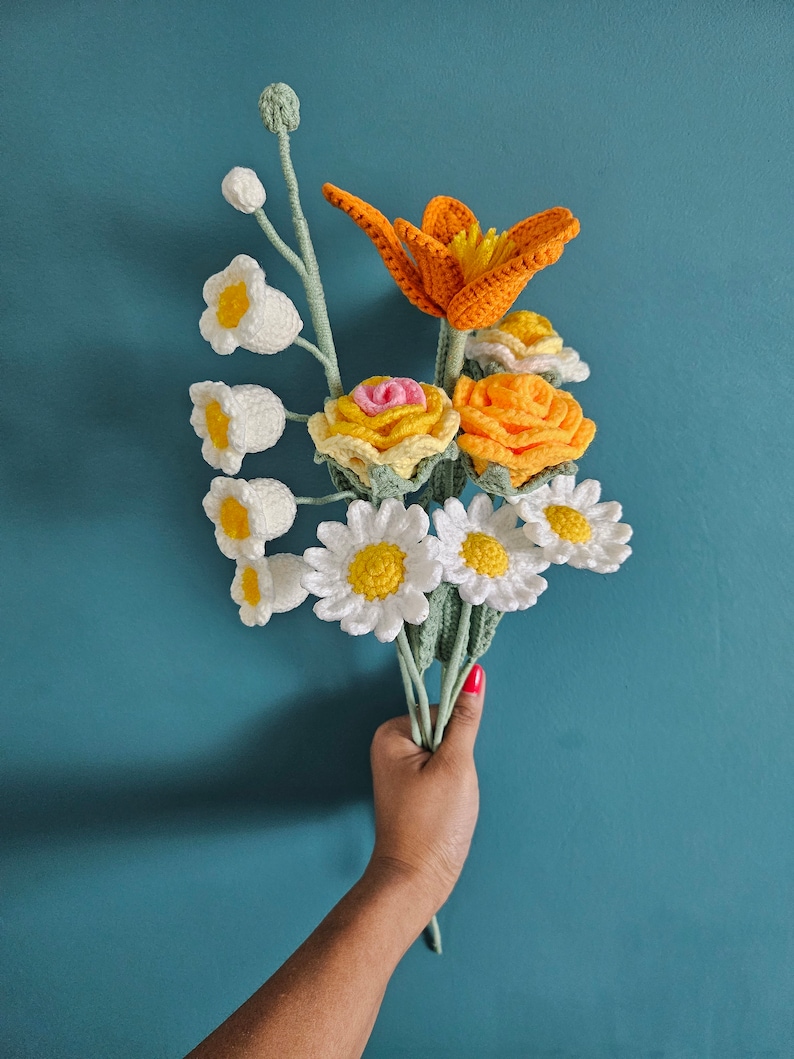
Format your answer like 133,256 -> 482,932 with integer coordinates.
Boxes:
435,584 -> 464,665
460,454 -> 578,499
427,452 -> 467,506
315,440 -> 460,506
463,360 -> 562,387
468,604 -> 504,660
317,455 -> 371,501
406,582 -> 451,672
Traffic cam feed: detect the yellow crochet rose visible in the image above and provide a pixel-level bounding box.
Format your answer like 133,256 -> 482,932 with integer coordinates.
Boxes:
308,376 -> 460,486
453,373 -> 596,487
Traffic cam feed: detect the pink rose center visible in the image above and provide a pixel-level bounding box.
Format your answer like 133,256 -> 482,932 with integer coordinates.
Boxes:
351,377 -> 427,417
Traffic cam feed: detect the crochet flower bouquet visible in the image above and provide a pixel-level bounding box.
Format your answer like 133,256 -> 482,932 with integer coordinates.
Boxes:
189,84 -> 632,952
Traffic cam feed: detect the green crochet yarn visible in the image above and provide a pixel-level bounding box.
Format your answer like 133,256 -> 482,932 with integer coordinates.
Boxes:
315,439 -> 459,506
467,604 -> 504,659
460,454 -> 578,499
406,583 -> 450,672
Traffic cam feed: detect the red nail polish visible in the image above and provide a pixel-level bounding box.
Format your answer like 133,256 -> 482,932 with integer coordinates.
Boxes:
462,664 -> 483,695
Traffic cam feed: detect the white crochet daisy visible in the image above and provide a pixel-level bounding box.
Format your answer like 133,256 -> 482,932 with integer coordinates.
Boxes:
189,381 -> 286,475
432,493 -> 549,611
202,476 -> 297,561
511,476 -> 632,572
230,553 -> 309,626
302,499 -> 442,643
199,254 -> 302,356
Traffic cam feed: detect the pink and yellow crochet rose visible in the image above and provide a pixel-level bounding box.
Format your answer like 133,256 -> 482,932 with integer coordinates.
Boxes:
308,376 -> 459,486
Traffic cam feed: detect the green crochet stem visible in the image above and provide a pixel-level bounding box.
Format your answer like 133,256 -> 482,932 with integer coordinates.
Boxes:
294,491 -> 358,505
253,207 -> 307,277
396,647 -> 423,747
293,334 -> 329,366
394,632 -> 442,955
437,321 -> 469,396
396,629 -> 432,749
276,129 -> 343,399
434,602 -> 473,751
284,408 -> 310,422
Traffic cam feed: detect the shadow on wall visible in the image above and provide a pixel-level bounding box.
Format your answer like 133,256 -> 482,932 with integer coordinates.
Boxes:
0,676 -> 404,845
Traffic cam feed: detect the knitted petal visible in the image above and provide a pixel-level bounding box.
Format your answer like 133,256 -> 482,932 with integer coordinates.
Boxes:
394,218 -> 463,311
507,207 -> 580,255
421,196 -> 478,244
322,183 -> 442,316
446,255 -> 538,331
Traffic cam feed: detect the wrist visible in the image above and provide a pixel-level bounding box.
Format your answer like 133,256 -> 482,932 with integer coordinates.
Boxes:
361,855 -> 441,933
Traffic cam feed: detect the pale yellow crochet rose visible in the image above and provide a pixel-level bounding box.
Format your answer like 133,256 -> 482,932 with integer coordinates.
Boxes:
308,376 -> 460,486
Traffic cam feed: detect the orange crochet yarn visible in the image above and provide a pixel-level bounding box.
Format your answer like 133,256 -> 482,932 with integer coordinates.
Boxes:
322,185 -> 580,331
453,373 -> 596,487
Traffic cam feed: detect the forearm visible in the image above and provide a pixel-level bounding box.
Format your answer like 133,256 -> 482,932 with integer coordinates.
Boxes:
185,863 -> 431,1059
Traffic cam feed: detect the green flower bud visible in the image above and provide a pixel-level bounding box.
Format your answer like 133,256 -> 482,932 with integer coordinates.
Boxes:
258,83 -> 300,134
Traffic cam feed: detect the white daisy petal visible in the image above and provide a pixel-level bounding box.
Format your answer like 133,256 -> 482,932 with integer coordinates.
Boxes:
302,500 -> 442,640
527,476 -> 632,574
572,478 -> 601,507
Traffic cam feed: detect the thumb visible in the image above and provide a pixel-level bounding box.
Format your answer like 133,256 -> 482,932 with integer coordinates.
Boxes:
437,664 -> 485,758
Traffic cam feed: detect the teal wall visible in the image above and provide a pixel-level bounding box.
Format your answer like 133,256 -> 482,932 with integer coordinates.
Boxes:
2,2 -> 792,1056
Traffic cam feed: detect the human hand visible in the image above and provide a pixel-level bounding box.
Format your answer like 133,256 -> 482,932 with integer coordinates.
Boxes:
365,666 -> 485,921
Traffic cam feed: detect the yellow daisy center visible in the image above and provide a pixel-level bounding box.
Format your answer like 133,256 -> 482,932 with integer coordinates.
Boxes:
205,400 -> 230,449
545,504 -> 591,543
216,282 -> 250,329
460,531 -> 510,578
347,542 -> 406,601
497,310 -> 556,347
220,497 -> 250,540
448,224 -> 517,284
241,567 -> 261,605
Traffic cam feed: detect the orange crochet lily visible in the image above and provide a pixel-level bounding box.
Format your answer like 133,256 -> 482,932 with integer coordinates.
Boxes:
322,184 -> 580,331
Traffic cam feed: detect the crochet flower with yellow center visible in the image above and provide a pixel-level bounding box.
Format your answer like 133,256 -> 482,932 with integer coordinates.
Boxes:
453,373 -> 596,488
322,186 -> 580,331
308,376 -> 460,486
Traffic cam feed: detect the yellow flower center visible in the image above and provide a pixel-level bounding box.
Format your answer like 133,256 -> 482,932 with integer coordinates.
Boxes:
347,542 -> 406,601
205,400 -> 230,449
545,505 -> 591,543
216,282 -> 250,329
241,566 -> 261,605
460,532 -> 510,578
448,224 -> 517,284
220,496 -> 250,539
497,310 -> 556,347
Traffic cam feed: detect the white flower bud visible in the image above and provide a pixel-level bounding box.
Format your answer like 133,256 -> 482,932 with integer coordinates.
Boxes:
221,167 -> 266,214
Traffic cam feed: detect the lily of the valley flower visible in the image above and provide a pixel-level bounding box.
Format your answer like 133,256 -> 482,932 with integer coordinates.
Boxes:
189,381 -> 285,474
202,476 -> 297,561
230,553 -> 309,626
322,186 -> 579,330
199,254 -> 302,356
221,167 -> 267,213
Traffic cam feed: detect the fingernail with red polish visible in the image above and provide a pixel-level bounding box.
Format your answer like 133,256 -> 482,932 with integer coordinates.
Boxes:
462,664 -> 483,695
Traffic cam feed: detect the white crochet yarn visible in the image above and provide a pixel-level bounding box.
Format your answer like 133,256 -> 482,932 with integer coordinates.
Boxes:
221,167 -> 267,214
199,254 -> 302,357
465,331 -> 590,383
510,476 -> 632,573
189,381 -> 286,475
202,476 -> 297,561
268,553 -> 310,613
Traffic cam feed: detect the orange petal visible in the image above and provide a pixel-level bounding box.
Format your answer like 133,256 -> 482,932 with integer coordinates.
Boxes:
507,207 -> 580,255
322,183 -> 443,316
446,255 -> 537,330
394,218 -> 464,310
421,196 -> 478,244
